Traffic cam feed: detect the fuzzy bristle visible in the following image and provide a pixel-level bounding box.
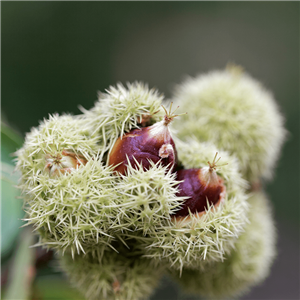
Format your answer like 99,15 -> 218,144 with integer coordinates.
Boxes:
15,114 -> 127,254
171,191 -> 276,298
80,82 -> 164,158
114,160 -> 185,235
14,75 -> 281,300
15,114 -> 100,179
137,139 -> 249,272
20,158 -> 122,255
171,67 -> 287,182
59,246 -> 164,300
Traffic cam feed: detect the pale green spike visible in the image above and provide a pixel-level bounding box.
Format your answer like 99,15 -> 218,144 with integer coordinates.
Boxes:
19,157 -> 125,254
171,191 -> 276,299
171,66 -> 287,182
138,140 -> 249,272
14,76 -> 281,299
15,114 -> 100,178
113,160 -> 185,236
59,245 -> 164,300
80,82 -> 164,158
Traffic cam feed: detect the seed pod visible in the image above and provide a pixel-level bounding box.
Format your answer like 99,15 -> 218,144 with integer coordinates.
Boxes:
174,153 -> 226,218
170,192 -> 276,299
15,114 -> 99,184
59,246 -> 164,300
80,82 -> 164,158
138,143 -> 249,272
45,150 -> 87,177
171,66 -> 287,182
108,104 -> 184,175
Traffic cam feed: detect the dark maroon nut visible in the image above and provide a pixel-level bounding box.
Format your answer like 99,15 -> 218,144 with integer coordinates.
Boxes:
108,104 -> 185,175
108,127 -> 177,175
174,153 -> 227,217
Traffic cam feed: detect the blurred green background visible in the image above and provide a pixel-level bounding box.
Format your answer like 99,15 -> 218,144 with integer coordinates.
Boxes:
1,2 -> 299,299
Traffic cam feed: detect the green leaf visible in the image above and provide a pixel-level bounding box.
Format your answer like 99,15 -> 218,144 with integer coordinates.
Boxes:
3,227 -> 35,300
1,121 -> 24,256
1,162 -> 24,256
1,121 -> 23,165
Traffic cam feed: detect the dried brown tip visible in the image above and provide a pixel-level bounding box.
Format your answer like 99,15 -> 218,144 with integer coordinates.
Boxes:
161,102 -> 187,125
208,152 -> 228,172
113,279 -> 121,293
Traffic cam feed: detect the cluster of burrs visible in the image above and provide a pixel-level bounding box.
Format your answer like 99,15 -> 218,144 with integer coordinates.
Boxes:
16,65 -> 286,300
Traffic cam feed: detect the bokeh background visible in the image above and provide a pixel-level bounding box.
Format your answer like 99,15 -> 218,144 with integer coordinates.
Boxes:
1,2 -> 299,300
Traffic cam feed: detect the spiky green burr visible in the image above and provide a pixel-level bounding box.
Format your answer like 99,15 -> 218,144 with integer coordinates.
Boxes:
171,65 -> 286,182
114,160 -> 184,236
20,158 -> 122,255
59,246 -> 164,300
139,139 -> 249,272
16,115 -> 123,255
172,191 -> 276,299
16,114 -> 99,180
81,82 -> 164,158
176,138 -> 248,196
14,76 -> 283,300
15,112 -> 185,255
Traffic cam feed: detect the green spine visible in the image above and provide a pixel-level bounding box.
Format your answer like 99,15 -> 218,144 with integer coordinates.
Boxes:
171,66 -> 286,182
138,139 -> 249,272
171,191 -> 276,298
81,82 -> 164,158
59,246 -> 164,300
